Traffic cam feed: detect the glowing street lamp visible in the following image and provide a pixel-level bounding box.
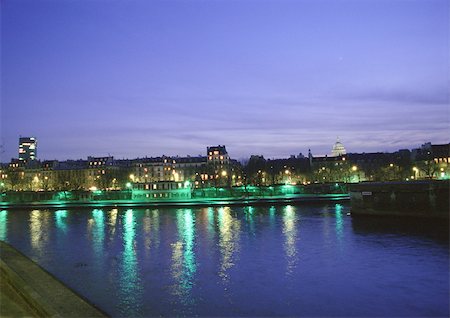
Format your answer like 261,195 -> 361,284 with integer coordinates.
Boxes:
412,167 -> 418,179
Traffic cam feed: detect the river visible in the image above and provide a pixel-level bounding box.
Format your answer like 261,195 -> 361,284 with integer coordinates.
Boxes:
0,203 -> 448,317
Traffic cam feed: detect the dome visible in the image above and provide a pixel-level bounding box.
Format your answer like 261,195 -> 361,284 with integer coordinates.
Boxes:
331,138 -> 346,156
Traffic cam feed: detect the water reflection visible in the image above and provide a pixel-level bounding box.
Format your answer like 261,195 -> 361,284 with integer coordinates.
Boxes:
89,209 -> 105,262
142,209 -> 160,257
269,206 -> 276,226
142,210 -> 151,255
206,207 -> 215,239
107,209 -> 118,246
0,210 -> 7,240
30,210 -> 51,251
244,206 -> 255,235
283,205 -> 298,275
335,204 -> 344,240
54,210 -> 68,233
170,209 -> 196,306
119,209 -> 142,315
217,207 -> 241,282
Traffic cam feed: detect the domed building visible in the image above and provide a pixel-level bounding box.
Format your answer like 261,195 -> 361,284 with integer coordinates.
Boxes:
331,137 -> 346,157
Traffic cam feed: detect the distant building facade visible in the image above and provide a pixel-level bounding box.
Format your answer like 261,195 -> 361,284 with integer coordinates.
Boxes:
1,141 -> 448,192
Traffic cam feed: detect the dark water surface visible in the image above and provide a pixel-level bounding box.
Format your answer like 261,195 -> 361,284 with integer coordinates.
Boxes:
0,204 -> 448,317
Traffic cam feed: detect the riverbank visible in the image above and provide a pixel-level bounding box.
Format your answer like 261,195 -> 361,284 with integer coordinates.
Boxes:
0,193 -> 349,209
0,241 -> 107,317
349,180 -> 449,219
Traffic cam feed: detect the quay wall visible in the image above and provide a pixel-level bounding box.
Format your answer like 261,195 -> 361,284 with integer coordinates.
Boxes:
0,183 -> 348,204
349,180 -> 449,219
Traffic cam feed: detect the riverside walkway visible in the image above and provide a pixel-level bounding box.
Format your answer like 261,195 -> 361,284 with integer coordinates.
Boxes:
0,241 -> 107,317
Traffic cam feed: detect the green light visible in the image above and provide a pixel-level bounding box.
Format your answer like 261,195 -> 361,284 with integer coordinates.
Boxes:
55,210 -> 68,233
91,209 -> 105,259
335,204 -> 344,239
0,210 -> 8,241
126,182 -> 132,188
119,209 -> 141,313
184,181 -> 190,188
269,206 -> 276,225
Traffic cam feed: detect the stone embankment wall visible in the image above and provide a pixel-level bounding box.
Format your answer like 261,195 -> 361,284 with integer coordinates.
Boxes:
1,183 -> 348,203
349,180 -> 449,218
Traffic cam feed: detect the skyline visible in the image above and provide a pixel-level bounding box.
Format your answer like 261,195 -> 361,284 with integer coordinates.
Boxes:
4,136 -> 448,163
1,0 -> 449,161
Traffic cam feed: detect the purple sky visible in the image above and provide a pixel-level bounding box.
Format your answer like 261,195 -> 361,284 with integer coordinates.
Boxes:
1,0 -> 449,162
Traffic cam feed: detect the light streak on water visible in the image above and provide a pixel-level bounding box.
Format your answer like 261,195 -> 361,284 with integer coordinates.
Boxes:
283,205 -> 298,275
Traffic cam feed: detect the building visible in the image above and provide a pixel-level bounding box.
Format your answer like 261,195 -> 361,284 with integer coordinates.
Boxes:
131,181 -> 192,201
19,137 -> 37,162
331,137 -> 346,157
206,145 -> 230,185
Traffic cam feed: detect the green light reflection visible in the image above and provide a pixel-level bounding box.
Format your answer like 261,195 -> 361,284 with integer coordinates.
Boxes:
244,206 -> 255,235
207,207 -> 214,236
55,210 -> 68,233
0,210 -> 8,241
119,209 -> 142,315
335,204 -> 344,240
283,205 -> 298,275
269,206 -> 276,226
107,209 -> 118,244
90,209 -> 105,259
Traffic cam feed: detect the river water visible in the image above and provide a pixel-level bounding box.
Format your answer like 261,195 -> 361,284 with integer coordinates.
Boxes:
0,204 -> 448,317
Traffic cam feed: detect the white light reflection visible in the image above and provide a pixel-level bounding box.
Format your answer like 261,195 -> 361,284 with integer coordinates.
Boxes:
283,205 -> 299,275
170,209 -> 196,307
30,210 -> 51,251
217,207 -> 241,283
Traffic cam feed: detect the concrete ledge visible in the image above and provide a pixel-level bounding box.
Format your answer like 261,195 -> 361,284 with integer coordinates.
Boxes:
0,241 -> 107,317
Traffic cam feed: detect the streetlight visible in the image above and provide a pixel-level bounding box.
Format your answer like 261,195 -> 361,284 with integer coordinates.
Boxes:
412,167 -> 418,180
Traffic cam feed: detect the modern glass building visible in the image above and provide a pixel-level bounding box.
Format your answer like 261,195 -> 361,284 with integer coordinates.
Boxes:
19,137 -> 37,162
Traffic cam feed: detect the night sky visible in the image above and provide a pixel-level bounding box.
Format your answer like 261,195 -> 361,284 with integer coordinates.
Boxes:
1,0 -> 449,161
